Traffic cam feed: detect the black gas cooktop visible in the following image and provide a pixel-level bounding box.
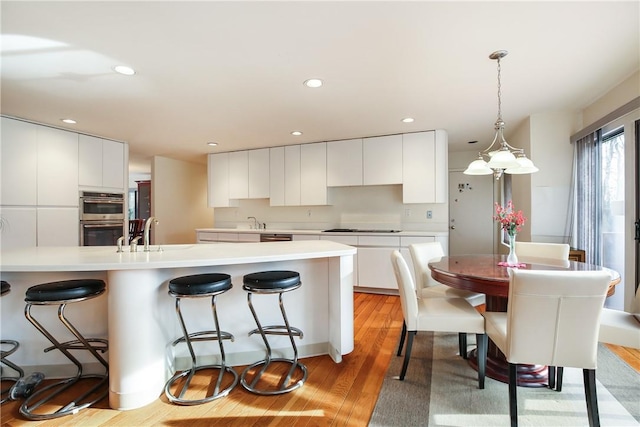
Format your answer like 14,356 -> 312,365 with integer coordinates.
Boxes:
322,229 -> 402,233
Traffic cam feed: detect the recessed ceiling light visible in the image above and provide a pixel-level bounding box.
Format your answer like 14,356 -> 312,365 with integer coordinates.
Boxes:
114,65 -> 136,76
303,78 -> 323,88
291,131 -> 303,136
401,117 -> 414,123
207,142 -> 218,147
61,118 -> 76,124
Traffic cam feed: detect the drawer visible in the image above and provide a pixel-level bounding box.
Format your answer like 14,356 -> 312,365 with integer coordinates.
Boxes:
400,236 -> 435,247
237,233 -> 260,242
357,235 -> 400,247
216,232 -> 239,242
197,231 -> 218,242
320,235 -> 358,245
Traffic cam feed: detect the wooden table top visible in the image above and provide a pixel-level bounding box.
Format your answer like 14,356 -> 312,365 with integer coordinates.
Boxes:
428,254 -> 620,298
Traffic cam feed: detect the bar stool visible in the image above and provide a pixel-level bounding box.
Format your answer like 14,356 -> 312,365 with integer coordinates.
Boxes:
241,270 -> 308,395
1,281 -> 24,404
20,279 -> 108,420
165,273 -> 238,405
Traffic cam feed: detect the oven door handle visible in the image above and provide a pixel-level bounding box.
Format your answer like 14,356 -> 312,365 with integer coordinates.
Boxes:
82,223 -> 123,229
82,199 -> 123,204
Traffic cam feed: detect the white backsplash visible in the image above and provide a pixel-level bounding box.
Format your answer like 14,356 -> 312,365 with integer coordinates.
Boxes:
213,185 -> 448,232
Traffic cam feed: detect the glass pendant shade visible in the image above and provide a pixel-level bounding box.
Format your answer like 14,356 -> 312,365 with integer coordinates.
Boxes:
505,155 -> 539,174
463,157 -> 493,175
486,149 -> 518,169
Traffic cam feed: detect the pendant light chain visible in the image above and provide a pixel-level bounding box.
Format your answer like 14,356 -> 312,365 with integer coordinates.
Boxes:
496,56 -> 502,123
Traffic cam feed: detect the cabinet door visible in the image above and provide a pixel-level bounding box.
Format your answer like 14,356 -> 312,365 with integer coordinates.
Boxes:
357,246 -> 398,290
0,207 -> 37,249
79,134 -> 103,187
300,142 -> 327,205
402,131 -> 448,204
284,145 -> 301,206
1,117 -> 37,205
363,134 -> 402,185
102,139 -> 125,189
228,151 -> 249,199
37,126 -> 78,206
327,138 -> 363,187
269,147 -> 285,206
208,153 -> 231,207
248,148 -> 270,199
37,207 -> 79,247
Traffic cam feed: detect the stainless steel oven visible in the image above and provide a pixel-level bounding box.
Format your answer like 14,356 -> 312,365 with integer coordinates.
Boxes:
80,191 -> 125,246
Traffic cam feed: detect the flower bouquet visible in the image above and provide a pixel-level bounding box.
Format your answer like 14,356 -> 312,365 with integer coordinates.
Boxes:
494,200 -> 526,267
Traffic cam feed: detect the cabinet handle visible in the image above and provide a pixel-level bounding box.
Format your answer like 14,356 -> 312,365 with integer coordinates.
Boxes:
450,225 -> 456,230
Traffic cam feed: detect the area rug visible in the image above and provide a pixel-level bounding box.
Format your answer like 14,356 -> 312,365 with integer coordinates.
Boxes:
370,332 -> 640,426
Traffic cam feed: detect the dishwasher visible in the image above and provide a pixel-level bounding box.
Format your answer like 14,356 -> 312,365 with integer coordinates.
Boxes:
260,233 -> 293,242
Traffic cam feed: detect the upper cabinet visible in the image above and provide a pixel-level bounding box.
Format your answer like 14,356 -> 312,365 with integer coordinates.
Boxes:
37,126 -> 78,206
269,147 -> 285,206
284,145 -> 301,206
79,134 -> 125,190
1,117 -> 37,206
228,151 -> 249,199
300,142 -> 327,205
363,134 -> 403,185
248,148 -> 270,199
402,130 -> 448,204
327,138 -> 363,187
208,152 -> 236,208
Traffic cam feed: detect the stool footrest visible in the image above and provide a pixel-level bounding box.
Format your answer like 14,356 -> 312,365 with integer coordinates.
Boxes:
240,358 -> 308,395
165,364 -> 238,405
171,330 -> 234,347
43,338 -> 108,354
248,325 -> 304,339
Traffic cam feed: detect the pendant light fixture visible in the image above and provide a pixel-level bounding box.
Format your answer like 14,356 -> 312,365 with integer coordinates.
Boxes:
464,50 -> 538,179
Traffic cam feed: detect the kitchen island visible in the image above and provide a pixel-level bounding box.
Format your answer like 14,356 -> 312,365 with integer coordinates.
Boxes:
0,240 -> 356,410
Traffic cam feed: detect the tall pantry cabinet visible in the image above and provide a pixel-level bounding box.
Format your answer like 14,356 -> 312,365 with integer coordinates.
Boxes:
0,117 -> 127,250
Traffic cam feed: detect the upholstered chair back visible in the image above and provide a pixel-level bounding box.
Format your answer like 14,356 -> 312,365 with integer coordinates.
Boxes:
514,242 -> 570,260
391,250 -> 419,331
409,242 -> 445,291
505,269 -> 610,368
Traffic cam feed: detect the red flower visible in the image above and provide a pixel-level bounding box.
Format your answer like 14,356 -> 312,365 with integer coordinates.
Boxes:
494,200 -> 526,236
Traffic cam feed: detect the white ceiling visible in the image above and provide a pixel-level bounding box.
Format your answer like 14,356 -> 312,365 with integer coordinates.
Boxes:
2,1 -> 638,172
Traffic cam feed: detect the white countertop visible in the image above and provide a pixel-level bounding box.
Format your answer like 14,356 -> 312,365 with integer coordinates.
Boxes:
0,240 -> 357,272
196,228 -> 449,237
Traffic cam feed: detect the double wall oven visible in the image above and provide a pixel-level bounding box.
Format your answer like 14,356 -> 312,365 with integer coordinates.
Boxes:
79,191 -> 125,246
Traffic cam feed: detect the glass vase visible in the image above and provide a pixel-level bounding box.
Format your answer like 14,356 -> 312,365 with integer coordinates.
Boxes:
507,233 -> 518,266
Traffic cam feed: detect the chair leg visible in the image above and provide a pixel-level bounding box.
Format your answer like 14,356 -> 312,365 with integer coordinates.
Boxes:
476,334 -> 487,389
509,362 -> 518,427
548,366 -> 556,390
556,367 -> 564,392
397,321 -> 407,357
399,331 -> 415,381
458,333 -> 468,359
583,369 -> 600,427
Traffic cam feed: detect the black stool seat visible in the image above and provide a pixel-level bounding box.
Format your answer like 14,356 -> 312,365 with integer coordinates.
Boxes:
25,279 -> 105,302
243,271 -> 300,291
1,280 -> 10,296
169,273 -> 232,296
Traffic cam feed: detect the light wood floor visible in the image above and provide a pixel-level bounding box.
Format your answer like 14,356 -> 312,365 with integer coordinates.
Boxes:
1,293 -> 639,426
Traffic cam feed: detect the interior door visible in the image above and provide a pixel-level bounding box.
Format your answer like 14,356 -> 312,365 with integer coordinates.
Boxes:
448,171 -> 494,255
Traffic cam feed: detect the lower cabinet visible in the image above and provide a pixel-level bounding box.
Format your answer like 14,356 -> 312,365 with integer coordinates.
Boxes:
0,206 -> 78,250
0,207 -> 37,249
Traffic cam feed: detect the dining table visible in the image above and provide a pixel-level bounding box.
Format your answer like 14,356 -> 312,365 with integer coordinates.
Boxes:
428,254 -> 620,387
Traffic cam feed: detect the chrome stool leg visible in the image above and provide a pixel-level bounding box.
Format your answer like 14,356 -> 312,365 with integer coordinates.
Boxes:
1,340 -> 24,404
164,273 -> 238,405
240,271 -> 308,395
19,279 -> 108,420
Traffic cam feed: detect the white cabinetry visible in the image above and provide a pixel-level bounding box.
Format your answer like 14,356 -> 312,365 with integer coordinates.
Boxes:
327,138 -> 363,187
320,234 -> 358,285
79,135 -> 125,190
300,142 -> 326,205
0,207 -> 37,249
195,230 -> 260,243
228,151 -> 249,199
402,130 -> 448,204
37,207 -> 79,247
1,117 -> 37,206
37,126 -> 78,206
356,235 -> 400,290
284,145 -> 301,206
248,148 -> 270,199
363,134 -> 402,185
269,147 -> 285,206
208,153 -> 237,208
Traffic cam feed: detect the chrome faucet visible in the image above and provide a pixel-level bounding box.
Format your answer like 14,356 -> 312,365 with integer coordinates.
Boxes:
247,216 -> 260,229
116,236 -> 125,253
143,217 -> 159,252
130,236 -> 142,252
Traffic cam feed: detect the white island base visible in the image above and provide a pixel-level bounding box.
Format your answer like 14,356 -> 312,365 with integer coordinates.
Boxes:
0,241 -> 356,410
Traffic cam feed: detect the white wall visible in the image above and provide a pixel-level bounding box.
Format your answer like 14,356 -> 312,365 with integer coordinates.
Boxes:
152,156 -> 212,244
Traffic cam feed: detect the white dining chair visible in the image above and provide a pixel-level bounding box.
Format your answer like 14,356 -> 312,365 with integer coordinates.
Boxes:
514,241 -> 570,260
598,308 -> 640,349
482,268 -> 611,427
409,242 -> 485,358
391,250 -> 487,388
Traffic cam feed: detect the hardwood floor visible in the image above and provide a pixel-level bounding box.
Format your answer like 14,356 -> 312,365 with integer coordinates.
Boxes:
2,293 -> 639,426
